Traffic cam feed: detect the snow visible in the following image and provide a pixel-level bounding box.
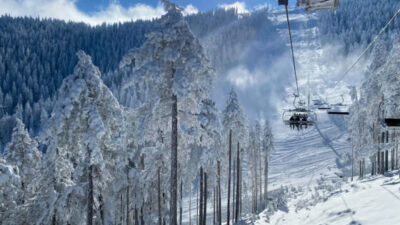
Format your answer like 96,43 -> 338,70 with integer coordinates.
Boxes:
2,2 -> 399,225
256,172 -> 400,225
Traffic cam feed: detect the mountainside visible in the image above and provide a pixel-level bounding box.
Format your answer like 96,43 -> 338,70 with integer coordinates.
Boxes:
1,1 -> 400,225
3,0 -> 399,145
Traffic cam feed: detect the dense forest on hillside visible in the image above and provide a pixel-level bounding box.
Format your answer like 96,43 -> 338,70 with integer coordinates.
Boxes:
317,0 -> 400,54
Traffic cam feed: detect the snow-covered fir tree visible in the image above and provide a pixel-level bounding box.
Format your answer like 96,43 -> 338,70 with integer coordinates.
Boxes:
3,118 -> 41,212
33,51 -> 128,225
0,158 -> 23,225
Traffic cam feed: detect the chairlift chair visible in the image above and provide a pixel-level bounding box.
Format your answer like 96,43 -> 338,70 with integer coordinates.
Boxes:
283,108 -> 316,127
312,99 -> 331,110
379,100 -> 400,127
297,0 -> 339,11
282,95 -> 317,129
326,95 -> 349,115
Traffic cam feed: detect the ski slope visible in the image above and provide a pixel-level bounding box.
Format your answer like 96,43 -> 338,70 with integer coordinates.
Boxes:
182,8 -> 355,225
257,172 -> 400,225
267,8 -> 351,189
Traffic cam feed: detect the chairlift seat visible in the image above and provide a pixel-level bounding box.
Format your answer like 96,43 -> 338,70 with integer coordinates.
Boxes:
297,0 -> 339,11
279,0 -> 289,6
284,120 -> 315,126
384,118 -> 400,127
318,107 -> 331,110
327,111 -> 349,115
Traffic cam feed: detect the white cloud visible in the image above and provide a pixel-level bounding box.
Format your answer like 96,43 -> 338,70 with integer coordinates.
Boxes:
0,0 -> 199,26
219,1 -> 249,14
182,4 -> 199,16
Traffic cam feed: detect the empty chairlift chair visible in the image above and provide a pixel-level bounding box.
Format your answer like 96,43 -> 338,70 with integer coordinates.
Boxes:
379,99 -> 400,127
327,95 -> 349,115
279,0 -> 289,6
297,0 -> 339,11
313,99 -> 331,110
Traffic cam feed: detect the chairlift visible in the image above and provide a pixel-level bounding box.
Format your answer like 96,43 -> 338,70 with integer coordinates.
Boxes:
282,95 -> 317,130
379,99 -> 400,127
312,99 -> 331,110
327,95 -> 349,115
297,0 -> 339,11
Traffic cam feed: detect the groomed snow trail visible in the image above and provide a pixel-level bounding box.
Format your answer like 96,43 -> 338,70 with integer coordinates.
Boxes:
182,9 -> 353,225
264,172 -> 400,225
268,8 -> 351,189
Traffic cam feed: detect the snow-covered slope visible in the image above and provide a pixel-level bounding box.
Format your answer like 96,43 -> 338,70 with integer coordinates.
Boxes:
266,8 -> 352,188
256,172 -> 400,225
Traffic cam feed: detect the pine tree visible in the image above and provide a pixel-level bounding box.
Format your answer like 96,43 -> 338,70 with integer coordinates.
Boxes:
4,118 -> 41,203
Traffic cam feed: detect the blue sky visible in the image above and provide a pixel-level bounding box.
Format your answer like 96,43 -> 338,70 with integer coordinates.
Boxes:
76,0 -> 288,13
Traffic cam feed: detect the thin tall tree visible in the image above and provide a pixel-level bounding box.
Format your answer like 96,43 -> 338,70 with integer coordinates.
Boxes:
180,182 -> 183,225
217,161 -> 222,225
227,129 -> 232,225
199,167 -> 204,225
235,142 -> 240,223
171,92 -> 178,225
158,168 -> 162,225
203,172 -> 208,225
87,145 -> 94,225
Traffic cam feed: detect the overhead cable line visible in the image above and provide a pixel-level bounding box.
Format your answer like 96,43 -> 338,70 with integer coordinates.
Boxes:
285,5 -> 300,97
332,6 -> 400,89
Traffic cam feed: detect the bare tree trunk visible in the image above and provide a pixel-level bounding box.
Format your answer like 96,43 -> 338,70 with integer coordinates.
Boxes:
252,185 -> 255,213
371,157 -> 375,176
99,194 -> 105,225
197,179 -> 199,225
180,182 -> 183,225
227,129 -> 232,225
140,204 -> 144,225
235,142 -> 240,223
232,158 -> 236,221
385,150 -> 389,172
381,151 -> 385,174
259,150 -> 262,207
121,194 -> 124,225
377,150 -> 381,175
351,145 -> 354,181
204,173 -> 208,225
158,168 -> 162,225
217,161 -> 221,225
135,206 -> 139,225
87,146 -> 94,225
213,188 -> 215,225
127,173 -> 130,225
397,145 -> 399,169
189,183 -> 192,225
52,209 -> 57,225
200,167 -> 204,225
392,149 -> 395,170
171,94 -> 178,225
264,159 -> 268,204
363,159 -> 365,178
255,164 -> 258,212
239,159 -> 242,218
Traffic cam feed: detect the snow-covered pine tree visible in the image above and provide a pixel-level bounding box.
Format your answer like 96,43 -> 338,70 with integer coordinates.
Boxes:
4,118 -> 41,207
349,36 -> 400,178
262,120 -> 274,204
0,158 -> 23,225
222,88 -> 247,220
222,89 -> 247,146
34,51 -> 127,225
116,1 -> 216,224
